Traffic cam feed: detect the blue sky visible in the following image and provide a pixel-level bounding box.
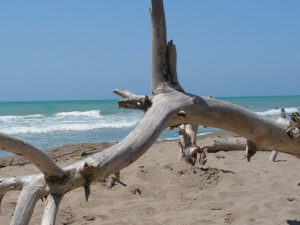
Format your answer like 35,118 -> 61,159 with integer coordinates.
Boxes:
0,0 -> 299,101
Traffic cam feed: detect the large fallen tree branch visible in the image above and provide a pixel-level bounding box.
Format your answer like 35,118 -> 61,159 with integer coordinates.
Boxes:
1,1 -> 300,224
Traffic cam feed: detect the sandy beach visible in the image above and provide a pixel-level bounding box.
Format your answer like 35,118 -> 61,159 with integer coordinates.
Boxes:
1,132 -> 300,225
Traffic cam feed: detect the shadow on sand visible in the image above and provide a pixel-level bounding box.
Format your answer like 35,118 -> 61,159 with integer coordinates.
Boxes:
287,220 -> 300,225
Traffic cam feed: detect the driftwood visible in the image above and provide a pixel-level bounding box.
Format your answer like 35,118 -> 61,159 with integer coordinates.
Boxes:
269,108 -> 288,161
269,150 -> 279,162
245,140 -> 258,162
1,1 -> 300,224
285,112 -> 300,138
0,144 -> 105,168
197,133 -> 269,153
177,124 -> 206,166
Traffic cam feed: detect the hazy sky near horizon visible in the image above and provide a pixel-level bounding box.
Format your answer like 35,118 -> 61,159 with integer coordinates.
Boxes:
0,0 -> 299,101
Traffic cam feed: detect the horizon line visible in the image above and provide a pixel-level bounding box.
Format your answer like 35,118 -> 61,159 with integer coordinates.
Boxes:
1,94 -> 300,103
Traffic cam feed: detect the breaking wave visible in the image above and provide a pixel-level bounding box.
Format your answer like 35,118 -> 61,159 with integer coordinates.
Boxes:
54,110 -> 101,118
1,121 -> 137,134
0,114 -> 44,122
256,107 -> 299,116
0,110 -> 140,134
273,117 -> 290,126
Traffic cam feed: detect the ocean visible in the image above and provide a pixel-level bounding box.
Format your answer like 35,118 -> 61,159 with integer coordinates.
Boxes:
0,95 -> 299,157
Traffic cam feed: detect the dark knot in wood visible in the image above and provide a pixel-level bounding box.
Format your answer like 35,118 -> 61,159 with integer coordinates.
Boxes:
178,111 -> 186,119
83,162 -> 96,175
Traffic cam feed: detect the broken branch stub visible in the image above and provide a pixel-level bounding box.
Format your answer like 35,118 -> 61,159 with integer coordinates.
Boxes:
245,140 -> 257,162
285,112 -> 300,138
269,150 -> 279,162
178,124 -> 206,166
113,89 -> 152,110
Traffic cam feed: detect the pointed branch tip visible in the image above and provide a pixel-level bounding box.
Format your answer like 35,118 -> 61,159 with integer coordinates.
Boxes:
84,185 -> 90,202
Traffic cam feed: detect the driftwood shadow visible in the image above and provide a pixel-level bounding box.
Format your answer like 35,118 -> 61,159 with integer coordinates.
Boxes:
200,167 -> 235,174
275,159 -> 287,162
287,220 -> 300,225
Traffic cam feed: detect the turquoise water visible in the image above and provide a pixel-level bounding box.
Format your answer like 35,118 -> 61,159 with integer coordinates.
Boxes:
219,95 -> 300,112
0,95 -> 299,157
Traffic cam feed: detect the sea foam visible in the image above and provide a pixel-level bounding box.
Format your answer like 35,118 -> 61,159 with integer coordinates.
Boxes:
0,110 -> 140,134
1,121 -> 138,134
0,114 -> 44,122
256,107 -> 299,116
274,117 -> 290,126
54,110 -> 101,118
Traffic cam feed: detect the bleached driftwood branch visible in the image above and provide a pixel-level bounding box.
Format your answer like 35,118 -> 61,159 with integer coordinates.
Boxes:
177,124 -> 207,166
1,0 -> 300,224
0,133 -> 65,179
269,150 -> 279,162
113,89 -> 151,110
167,40 -> 184,92
41,194 -> 63,225
150,0 -> 168,91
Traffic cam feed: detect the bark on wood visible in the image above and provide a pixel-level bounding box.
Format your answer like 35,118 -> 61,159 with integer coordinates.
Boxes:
0,1 -> 300,224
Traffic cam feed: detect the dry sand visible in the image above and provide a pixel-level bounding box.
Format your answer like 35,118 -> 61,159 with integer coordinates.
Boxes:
0,132 -> 300,225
